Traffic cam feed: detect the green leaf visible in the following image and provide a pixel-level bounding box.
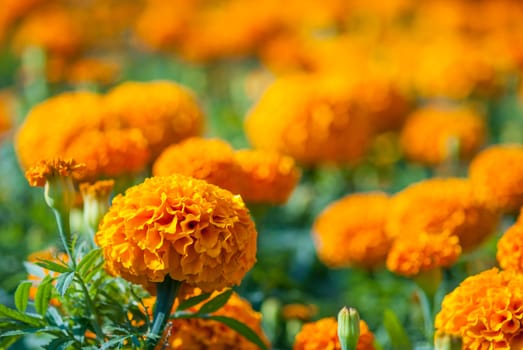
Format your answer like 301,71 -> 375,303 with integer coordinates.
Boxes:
0,304 -> 44,326
36,259 -> 71,274
55,272 -> 75,296
383,309 -> 412,350
206,315 -> 268,350
35,276 -> 54,316
197,289 -> 233,315
100,336 -> 132,350
77,248 -> 102,277
24,262 -> 46,279
15,281 -> 33,313
46,337 -> 77,350
177,292 -> 212,311
0,334 -> 21,349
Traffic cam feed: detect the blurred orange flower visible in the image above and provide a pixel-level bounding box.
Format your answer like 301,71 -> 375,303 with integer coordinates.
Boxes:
0,91 -> 16,137
435,268 -> 523,350
282,303 -> 318,321
313,192 -> 392,269
497,209 -> 523,273
65,57 -> 121,86
95,174 -> 257,292
26,248 -> 68,307
293,317 -> 375,350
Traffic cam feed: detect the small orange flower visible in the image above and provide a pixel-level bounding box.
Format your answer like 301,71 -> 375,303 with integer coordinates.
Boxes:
0,90 -> 16,137
282,304 -> 318,321
25,158 -> 85,187
435,268 -> 523,350
95,174 -> 257,292
400,104 -> 487,166
469,144 -> 523,213
386,178 -> 499,251
386,232 -> 462,277
294,317 -> 375,350
497,209 -> 523,273
27,248 -> 68,307
234,149 -> 300,204
65,57 -> 121,86
313,192 -> 392,269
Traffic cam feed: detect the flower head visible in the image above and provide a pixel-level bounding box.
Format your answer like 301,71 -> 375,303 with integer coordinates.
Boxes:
80,179 -> 114,231
25,158 -> 85,187
95,174 -> 257,292
435,268 -> 523,350
293,317 -> 375,350
400,105 -> 486,166
313,192 -> 392,269
469,144 -> 523,213
497,209 -> 523,273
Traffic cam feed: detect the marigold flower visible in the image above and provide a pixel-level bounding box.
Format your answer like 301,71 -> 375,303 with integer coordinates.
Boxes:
80,179 -> 115,231
65,57 -> 121,86
95,174 -> 257,292
0,90 -> 16,137
435,268 -> 523,350
313,192 -> 392,269
245,74 -> 373,165
469,144 -> 523,213
294,317 -> 375,350
282,304 -> 318,321
400,105 -> 487,166
497,209 -> 523,273
152,137 -> 240,194
234,149 -> 300,204
104,80 -> 204,157
25,158 -> 85,187
386,232 -> 462,277
385,178 -> 499,251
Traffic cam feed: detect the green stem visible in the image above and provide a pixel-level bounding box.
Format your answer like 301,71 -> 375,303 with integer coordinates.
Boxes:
415,286 -> 434,342
147,276 -> 181,350
53,209 -> 76,269
75,272 -> 105,342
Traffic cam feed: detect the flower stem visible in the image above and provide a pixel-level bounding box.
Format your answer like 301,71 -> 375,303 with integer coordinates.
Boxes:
147,276 -> 181,350
52,209 -> 76,269
75,272 -> 105,342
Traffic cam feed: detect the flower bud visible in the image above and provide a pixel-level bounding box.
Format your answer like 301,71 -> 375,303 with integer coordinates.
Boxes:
338,306 -> 360,350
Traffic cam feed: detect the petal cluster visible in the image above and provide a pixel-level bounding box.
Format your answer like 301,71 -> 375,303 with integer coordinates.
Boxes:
25,158 -> 85,187
497,209 -> 523,273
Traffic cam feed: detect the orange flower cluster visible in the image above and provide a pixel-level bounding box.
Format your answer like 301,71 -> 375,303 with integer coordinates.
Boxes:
400,104 -> 487,166
282,304 -> 318,321
16,81 -> 204,180
26,248 -> 68,307
469,144 -> 523,213
386,232 -> 462,277
312,192 -> 392,269
293,317 -> 375,350
435,268 -> 523,350
95,174 -> 257,292
25,158 -> 85,187
0,91 -> 15,137
497,209 -> 523,273
153,137 -> 300,205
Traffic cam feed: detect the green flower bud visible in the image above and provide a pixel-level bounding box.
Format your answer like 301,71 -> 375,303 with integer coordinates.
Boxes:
338,306 -> 360,350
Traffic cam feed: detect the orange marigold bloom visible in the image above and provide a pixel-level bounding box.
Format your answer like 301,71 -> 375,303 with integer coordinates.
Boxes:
104,80 -> 204,157
0,90 -> 16,137
65,57 -> 121,86
294,317 -> 375,350
400,105 -> 487,166
497,209 -> 523,273
385,178 -> 499,251
386,232 -> 462,277
25,158 -> 85,187
152,137 -> 240,194
282,304 -> 318,321
245,74 -> 373,165
313,192 -> 392,269
95,174 -> 257,292
435,268 -> 523,350
234,149 -> 300,204
469,144 -> 523,213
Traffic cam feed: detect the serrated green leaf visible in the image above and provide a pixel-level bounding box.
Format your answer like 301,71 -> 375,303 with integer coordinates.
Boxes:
55,272 -> 75,296
177,292 -> 212,311
47,307 -> 64,327
46,337 -> 77,350
100,336 -> 132,350
15,281 -> 33,313
36,259 -> 71,274
197,289 -> 232,315
0,334 -> 21,349
206,315 -> 268,350
383,309 -> 412,350
0,304 -> 44,327
77,248 -> 102,277
35,276 -> 54,316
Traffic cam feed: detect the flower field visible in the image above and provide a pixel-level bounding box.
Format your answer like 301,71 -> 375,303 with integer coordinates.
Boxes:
1,0 -> 523,349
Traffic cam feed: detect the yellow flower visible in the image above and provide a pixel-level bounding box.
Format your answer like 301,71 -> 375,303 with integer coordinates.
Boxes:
435,268 -> 523,350
25,158 -> 85,188
104,80 -> 204,157
400,104 -> 486,166
386,232 -> 461,277
497,209 -> 523,273
293,317 -> 375,350
234,149 -> 300,204
245,74 -> 373,165
469,144 -> 523,213
152,137 -> 240,194
95,174 -> 257,292
313,192 -> 392,269
386,178 -> 499,251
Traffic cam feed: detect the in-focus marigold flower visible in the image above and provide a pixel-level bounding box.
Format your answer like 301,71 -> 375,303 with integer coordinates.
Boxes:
25,158 -> 85,187
469,144 -> 523,213
95,174 -> 257,292
245,74 -> 373,165
234,149 -> 300,204
158,289 -> 270,350
386,178 -> 499,251
435,268 -> 523,350
153,137 -> 240,194
313,192 -> 392,269
386,232 -> 462,277
400,104 -> 487,166
282,303 -> 318,321
497,209 -> 523,273
104,81 -> 204,157
294,317 -> 375,350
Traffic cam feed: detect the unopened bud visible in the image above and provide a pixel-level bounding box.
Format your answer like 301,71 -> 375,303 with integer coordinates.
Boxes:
338,306 -> 360,350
